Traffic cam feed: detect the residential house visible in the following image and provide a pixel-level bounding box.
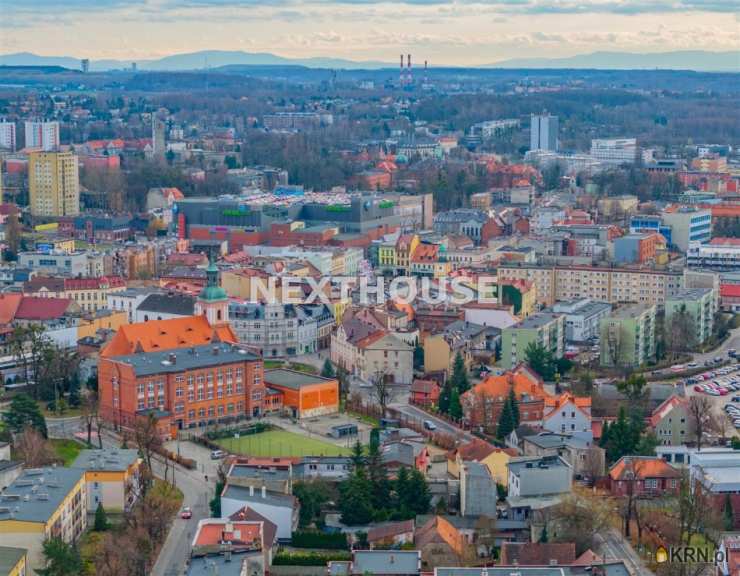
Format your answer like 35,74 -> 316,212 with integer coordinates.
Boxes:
447,439 -> 517,486
521,432 -> 604,480
542,393 -> 592,436
649,395 -> 692,446
0,547 -> 27,576
328,550 -> 421,576
424,320 -> 498,377
219,485 -> 298,540
188,516 -> 270,576
461,369 -> 552,433
414,516 -> 468,570
71,448 -> 142,513
460,462 -> 497,517
0,467 -> 87,571
367,520 -> 415,549
506,456 -> 572,521
500,542 -> 576,566
134,292 -> 195,322
410,379 -> 440,407
23,275 -> 126,314
608,456 -> 681,497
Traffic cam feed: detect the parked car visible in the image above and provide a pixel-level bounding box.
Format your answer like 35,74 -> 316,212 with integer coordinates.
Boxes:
732,396 -> 740,402
729,348 -> 737,357
423,420 -> 437,431
715,356 -> 724,364
210,450 -> 226,460
180,507 -> 192,519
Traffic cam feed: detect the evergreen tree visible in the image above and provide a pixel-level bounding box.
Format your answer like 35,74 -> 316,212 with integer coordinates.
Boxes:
508,387 -> 520,428
438,380 -> 452,414
451,352 -> 470,394
93,503 -> 108,531
321,359 -> 335,378
599,421 -> 610,448
407,469 -> 431,516
350,440 -> 365,470
37,538 -> 82,576
723,493 -> 735,531
606,407 -> 635,463
338,472 -> 374,525
540,524 -> 549,543
394,467 -> 413,518
496,398 -> 515,440
413,343 -> 424,371
366,440 -> 391,514
68,379 -> 81,408
3,394 -> 47,437
449,388 -> 463,420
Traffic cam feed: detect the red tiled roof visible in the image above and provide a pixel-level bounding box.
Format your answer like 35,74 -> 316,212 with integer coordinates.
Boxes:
227,507 -> 278,546
15,297 -> 74,320
721,284 -> 740,298
367,520 -> 414,542
501,542 -> 576,566
193,520 -> 262,547
64,276 -> 126,291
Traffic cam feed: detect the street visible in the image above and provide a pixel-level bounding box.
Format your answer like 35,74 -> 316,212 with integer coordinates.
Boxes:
597,528 -> 654,576
391,402 -> 475,443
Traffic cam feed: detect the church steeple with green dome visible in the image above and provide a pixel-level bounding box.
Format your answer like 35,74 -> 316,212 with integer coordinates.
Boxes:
195,259 -> 229,325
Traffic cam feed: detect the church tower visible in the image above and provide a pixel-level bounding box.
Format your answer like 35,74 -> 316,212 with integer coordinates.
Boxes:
195,260 -> 229,326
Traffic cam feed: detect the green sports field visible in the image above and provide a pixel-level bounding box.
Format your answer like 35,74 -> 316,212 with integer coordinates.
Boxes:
214,430 -> 351,457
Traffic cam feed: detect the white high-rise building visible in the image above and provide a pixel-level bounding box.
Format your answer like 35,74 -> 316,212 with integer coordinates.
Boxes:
24,120 -> 60,151
590,138 -> 638,166
0,121 -> 16,151
530,114 -> 558,151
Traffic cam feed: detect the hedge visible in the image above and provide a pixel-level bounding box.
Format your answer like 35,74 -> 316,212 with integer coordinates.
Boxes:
291,531 -> 348,550
272,551 -> 351,566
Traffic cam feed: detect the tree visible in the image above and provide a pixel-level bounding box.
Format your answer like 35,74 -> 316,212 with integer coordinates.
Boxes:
394,467 -> 413,518
496,397 -> 515,440
438,380 -> 452,414
369,370 -> 393,417
413,343 -> 424,371
450,352 -> 470,394
81,391 -> 100,447
94,503 -> 109,532
4,393 -> 47,437
539,523 -> 548,543
573,371 -> 594,396
366,440 -> 391,515
338,471 -> 374,525
321,359 -> 335,378
605,407 -> 635,463
294,480 -> 334,528
550,488 -> 611,555
133,413 -> 162,495
723,493 -> 735,531
524,342 -> 555,380
508,387 -> 520,428
406,469 -> 431,516
37,538 -> 83,576
15,425 -> 55,467
449,388 -> 463,420
665,305 -> 697,357
599,420 -> 610,448
687,395 -> 713,451
4,210 -> 21,257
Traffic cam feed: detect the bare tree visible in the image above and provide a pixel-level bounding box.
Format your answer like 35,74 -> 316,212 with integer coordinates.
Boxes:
14,425 -> 55,467
369,369 -> 394,417
133,413 -> 163,495
81,391 -> 99,447
583,446 -> 605,484
687,395 -> 713,451
550,487 -> 612,555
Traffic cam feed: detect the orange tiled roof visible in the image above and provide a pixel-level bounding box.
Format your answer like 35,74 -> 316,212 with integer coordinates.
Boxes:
0,293 -> 23,324
101,315 -> 237,357
193,520 -> 262,547
464,371 -> 552,403
544,392 -> 591,414
609,456 -> 681,481
649,395 -> 687,428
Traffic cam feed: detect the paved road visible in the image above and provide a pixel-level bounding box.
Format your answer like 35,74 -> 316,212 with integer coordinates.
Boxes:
391,402 -> 475,444
691,324 -> 740,365
597,528 -> 654,576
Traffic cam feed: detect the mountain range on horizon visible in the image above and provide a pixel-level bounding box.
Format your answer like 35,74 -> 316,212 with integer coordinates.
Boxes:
1,49 -> 737,73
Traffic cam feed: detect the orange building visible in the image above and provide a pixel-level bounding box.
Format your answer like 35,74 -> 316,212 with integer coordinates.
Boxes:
263,369 -> 339,419
98,339 -> 265,437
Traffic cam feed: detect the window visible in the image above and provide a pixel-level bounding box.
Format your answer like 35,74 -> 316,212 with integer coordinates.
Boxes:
137,383 -> 144,395
197,375 -> 204,385
197,388 -> 204,401
207,388 -> 214,400
176,387 -> 183,398
207,373 -> 213,386
208,406 -> 215,417
217,387 -> 223,399
187,390 -> 194,402
218,405 -> 224,416
236,368 -> 243,382
227,403 -> 234,413
198,408 -> 205,418
188,409 -> 195,420
645,478 -> 658,489
226,382 -> 233,395
138,399 -> 145,410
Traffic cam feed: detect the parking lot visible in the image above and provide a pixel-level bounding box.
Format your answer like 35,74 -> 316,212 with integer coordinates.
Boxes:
683,360 -> 740,436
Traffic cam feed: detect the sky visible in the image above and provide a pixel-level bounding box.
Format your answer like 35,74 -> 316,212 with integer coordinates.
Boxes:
2,0 -> 739,65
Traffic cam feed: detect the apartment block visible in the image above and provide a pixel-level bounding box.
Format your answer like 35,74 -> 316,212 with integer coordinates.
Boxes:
664,287 -> 716,345
497,263 -> 683,307
500,312 -> 565,370
28,150 -> 79,217
0,467 -> 87,571
660,206 -> 711,252
24,120 -> 60,151
599,303 -> 656,368
72,448 -> 142,513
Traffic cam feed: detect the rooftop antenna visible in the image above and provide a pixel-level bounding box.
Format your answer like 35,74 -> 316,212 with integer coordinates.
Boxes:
407,53 -> 412,85
424,60 -> 428,84
399,54 -> 404,86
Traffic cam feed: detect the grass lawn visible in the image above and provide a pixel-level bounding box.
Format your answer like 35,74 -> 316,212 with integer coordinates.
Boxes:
263,360 -> 318,375
49,438 -> 83,466
215,430 -> 351,457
